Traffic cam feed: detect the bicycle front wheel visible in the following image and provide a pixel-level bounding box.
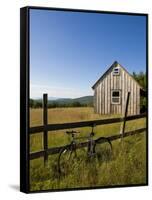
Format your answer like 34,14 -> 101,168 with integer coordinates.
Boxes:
94,137 -> 112,162
58,147 -> 77,175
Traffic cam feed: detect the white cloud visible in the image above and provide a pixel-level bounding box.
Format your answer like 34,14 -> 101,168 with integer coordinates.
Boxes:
30,83 -> 93,99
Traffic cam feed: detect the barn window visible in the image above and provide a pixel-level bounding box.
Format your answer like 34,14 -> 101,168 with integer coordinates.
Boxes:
113,67 -> 120,75
111,90 -> 121,104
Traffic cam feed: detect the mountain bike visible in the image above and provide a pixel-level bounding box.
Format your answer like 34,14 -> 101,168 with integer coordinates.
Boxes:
58,124 -> 112,175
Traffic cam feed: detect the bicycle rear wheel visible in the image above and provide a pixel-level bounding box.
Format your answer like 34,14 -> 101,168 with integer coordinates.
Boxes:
94,137 -> 112,162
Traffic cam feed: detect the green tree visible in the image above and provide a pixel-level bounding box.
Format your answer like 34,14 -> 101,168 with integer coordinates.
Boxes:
132,71 -> 146,90
30,99 -> 34,108
132,71 -> 147,113
71,101 -> 81,107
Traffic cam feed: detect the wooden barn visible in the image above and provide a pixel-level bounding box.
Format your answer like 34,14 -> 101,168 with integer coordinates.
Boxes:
92,61 -> 144,115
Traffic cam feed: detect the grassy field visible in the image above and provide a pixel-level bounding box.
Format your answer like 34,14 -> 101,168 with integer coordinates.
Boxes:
30,107 -> 147,191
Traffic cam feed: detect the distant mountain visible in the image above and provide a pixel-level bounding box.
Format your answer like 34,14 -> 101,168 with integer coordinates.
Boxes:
53,98 -> 71,102
72,96 -> 93,104
48,97 -> 59,100
48,96 -> 93,105
32,97 -> 60,102
30,95 -> 93,108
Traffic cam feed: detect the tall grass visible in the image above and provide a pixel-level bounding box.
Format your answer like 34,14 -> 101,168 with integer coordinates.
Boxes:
30,107 -> 120,127
30,107 -> 147,191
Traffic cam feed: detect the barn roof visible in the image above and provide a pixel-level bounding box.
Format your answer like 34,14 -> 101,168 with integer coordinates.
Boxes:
92,61 -> 144,90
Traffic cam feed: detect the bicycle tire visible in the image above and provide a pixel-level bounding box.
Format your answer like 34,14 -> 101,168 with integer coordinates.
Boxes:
94,137 -> 112,161
58,146 -> 77,175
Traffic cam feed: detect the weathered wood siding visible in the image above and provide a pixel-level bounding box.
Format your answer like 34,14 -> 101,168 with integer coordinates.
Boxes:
94,64 -> 140,115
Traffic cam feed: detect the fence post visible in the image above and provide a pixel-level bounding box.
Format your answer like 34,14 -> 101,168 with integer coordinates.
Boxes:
120,92 -> 130,139
43,93 -> 48,165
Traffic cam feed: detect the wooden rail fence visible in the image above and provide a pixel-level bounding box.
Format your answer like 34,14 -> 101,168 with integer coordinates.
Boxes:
29,94 -> 146,163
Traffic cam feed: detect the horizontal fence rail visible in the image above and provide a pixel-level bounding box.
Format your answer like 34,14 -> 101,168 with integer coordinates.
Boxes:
29,113 -> 146,134
30,127 -> 146,160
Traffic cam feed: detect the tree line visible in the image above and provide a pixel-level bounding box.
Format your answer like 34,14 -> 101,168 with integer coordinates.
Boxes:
132,71 -> 147,113
29,99 -> 93,108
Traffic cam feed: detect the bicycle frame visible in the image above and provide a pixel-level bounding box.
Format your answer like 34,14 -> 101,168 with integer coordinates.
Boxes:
67,126 -> 95,154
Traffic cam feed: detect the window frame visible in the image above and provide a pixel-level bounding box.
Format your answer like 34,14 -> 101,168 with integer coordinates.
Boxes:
113,67 -> 120,76
111,89 -> 121,104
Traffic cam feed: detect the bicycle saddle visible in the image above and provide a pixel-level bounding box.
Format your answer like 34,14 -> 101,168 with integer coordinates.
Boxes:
66,130 -> 80,135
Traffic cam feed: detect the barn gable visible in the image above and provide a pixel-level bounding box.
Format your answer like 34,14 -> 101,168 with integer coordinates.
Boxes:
92,61 -> 142,115
92,61 -> 143,90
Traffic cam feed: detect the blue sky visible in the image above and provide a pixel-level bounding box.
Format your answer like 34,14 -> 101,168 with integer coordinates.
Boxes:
30,9 -> 146,99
